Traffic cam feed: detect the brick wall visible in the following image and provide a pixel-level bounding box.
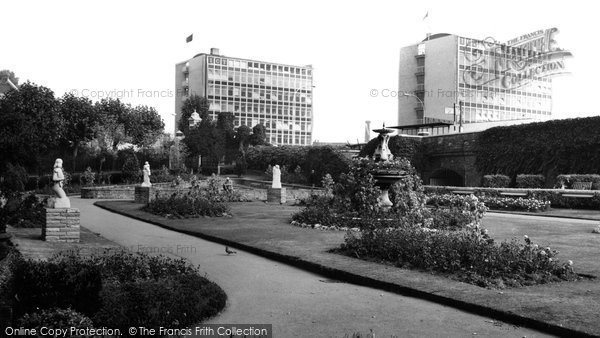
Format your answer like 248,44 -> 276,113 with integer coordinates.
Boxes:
43,208 -> 80,242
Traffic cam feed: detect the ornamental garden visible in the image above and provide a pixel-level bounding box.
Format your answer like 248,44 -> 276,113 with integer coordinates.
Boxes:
1,81 -> 599,333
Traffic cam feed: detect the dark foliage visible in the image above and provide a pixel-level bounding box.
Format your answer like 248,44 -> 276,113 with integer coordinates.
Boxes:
516,174 -> 545,189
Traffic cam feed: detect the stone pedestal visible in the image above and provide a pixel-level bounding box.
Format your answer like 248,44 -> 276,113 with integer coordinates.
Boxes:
267,188 -> 286,204
135,186 -> 153,204
43,208 -> 80,243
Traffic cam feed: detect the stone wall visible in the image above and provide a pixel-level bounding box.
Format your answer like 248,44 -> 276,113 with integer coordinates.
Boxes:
418,132 -> 481,187
81,186 -> 134,199
43,208 -> 80,242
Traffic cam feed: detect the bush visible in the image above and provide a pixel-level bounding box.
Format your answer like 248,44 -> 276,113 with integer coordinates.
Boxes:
144,194 -> 229,218
426,194 -> 488,229
516,174 -> 545,189
341,227 -> 578,288
10,254 -> 103,318
480,196 -> 550,212
121,154 -> 140,184
90,251 -> 226,331
0,163 -> 28,196
18,308 -> 94,335
81,167 -> 96,186
482,175 -> 510,188
0,193 -> 46,228
555,174 -> 600,189
291,195 -> 337,226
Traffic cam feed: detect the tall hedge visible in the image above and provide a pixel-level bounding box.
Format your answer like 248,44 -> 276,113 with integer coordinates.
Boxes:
245,145 -> 349,185
475,117 -> 600,184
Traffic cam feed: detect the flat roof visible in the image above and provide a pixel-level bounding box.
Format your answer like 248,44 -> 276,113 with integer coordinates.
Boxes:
388,122 -> 454,130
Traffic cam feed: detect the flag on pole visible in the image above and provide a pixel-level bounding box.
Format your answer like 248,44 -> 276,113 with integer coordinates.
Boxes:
186,34 -> 193,43
423,11 -> 429,21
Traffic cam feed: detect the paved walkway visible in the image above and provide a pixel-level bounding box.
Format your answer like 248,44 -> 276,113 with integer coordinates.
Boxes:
71,197 -> 550,338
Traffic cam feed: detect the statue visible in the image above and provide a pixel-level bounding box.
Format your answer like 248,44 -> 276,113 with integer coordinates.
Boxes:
272,165 -> 282,188
51,158 -> 70,208
141,161 -> 152,187
374,133 -> 393,162
223,177 -> 233,193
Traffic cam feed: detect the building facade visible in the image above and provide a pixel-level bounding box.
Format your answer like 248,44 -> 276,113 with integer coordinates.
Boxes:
175,48 -> 314,146
398,30 -> 567,135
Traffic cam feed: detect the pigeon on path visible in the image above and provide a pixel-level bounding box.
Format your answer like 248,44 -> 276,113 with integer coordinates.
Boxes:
225,246 -> 237,255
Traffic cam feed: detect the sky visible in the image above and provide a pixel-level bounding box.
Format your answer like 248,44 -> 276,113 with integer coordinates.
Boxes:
1,0 -> 597,143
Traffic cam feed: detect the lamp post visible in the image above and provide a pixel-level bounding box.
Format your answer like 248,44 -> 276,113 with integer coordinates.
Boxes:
402,92 -> 425,124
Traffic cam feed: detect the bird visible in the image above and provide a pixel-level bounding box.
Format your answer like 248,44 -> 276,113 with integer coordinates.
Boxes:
225,246 -> 237,255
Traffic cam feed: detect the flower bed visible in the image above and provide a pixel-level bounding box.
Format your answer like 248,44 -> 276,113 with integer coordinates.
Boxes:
6,250 -> 226,331
479,196 -> 551,212
340,228 -> 578,288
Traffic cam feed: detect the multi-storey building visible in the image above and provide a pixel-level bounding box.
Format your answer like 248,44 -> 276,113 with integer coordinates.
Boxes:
398,30 -> 567,134
175,48 -> 314,146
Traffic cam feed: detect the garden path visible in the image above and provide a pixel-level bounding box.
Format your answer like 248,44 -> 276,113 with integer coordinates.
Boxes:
73,197 -> 553,338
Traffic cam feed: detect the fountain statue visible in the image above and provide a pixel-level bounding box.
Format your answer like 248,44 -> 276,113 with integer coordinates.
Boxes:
370,124 -> 406,211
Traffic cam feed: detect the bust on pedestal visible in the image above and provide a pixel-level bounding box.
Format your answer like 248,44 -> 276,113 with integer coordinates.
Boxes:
267,165 -> 286,203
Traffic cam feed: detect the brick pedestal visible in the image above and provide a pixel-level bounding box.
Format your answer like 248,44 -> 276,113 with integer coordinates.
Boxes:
43,208 -> 80,242
267,188 -> 286,204
135,186 -> 153,204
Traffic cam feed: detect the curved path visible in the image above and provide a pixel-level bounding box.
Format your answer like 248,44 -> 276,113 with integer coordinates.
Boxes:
73,197 -> 552,337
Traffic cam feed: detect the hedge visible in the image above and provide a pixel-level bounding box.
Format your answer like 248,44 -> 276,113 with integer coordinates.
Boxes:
482,175 -> 510,188
556,174 -> 600,189
424,186 -> 600,210
476,117 -> 600,184
246,145 -> 349,185
516,174 -> 545,189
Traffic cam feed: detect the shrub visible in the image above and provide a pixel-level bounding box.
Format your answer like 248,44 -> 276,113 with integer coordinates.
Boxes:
426,194 -> 488,228
555,174 -> 600,189
121,154 -> 140,184
81,167 -> 96,186
480,196 -> 550,212
291,195 -> 337,226
10,254 -> 103,318
482,175 -> 510,188
0,163 -> 28,196
516,174 -> 545,189
341,227 -> 578,288
144,193 -> 229,218
18,308 -> 94,335
0,193 -> 45,228
90,251 -> 226,331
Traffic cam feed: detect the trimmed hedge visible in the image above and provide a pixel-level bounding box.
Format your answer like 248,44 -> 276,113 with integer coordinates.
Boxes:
556,174 -> 600,190
424,186 -> 600,210
246,145 -> 349,186
516,174 -> 545,189
482,175 -> 510,188
476,117 -> 600,184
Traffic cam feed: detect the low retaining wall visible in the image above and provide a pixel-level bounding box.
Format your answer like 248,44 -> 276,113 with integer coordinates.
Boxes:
81,183 -> 175,199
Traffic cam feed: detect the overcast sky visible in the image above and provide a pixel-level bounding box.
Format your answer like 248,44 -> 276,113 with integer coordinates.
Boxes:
2,0 -> 596,142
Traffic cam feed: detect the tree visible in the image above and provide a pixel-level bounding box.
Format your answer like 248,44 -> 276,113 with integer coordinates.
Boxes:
59,93 -> 99,171
94,98 -> 130,152
179,95 -> 209,135
0,82 -> 64,171
250,124 -> 268,146
125,105 -> 165,148
183,122 -> 225,166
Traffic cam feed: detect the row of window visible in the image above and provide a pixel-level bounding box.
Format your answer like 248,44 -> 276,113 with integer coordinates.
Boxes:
207,57 -> 311,76
208,101 -> 312,118
460,106 -> 549,123
461,101 -> 551,114
208,85 -> 312,103
458,88 -> 552,111
459,80 -> 552,100
459,53 -> 553,85
208,69 -> 312,89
